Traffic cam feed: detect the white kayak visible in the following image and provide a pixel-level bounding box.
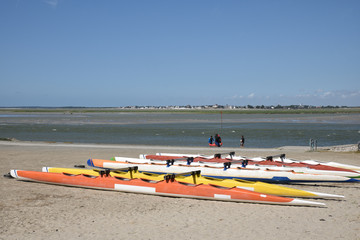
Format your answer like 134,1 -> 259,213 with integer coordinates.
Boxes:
117,156 -> 360,178
88,158 -> 359,183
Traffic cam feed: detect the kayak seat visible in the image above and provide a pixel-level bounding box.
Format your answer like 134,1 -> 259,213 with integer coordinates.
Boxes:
82,174 -> 97,178
114,176 -> 131,181
62,172 -> 79,177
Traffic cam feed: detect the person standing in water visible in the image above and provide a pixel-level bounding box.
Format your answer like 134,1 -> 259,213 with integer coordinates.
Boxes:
240,135 -> 245,147
215,134 -> 222,147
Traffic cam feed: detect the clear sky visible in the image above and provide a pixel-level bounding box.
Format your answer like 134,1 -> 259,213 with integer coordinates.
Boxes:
1,0 -> 359,107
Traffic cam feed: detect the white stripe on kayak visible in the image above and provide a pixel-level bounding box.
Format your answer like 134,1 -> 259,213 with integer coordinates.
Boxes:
308,191 -> 345,199
290,199 -> 326,207
214,194 -> 231,200
114,184 -> 156,194
236,186 -> 255,191
10,170 -> 18,178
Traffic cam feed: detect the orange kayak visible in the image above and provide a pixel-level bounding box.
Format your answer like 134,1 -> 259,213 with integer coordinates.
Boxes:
9,169 -> 325,207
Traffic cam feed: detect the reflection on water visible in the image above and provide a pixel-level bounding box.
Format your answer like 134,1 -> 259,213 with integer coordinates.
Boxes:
0,113 -> 359,148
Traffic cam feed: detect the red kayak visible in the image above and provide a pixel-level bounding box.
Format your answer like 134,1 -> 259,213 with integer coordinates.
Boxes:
142,153 -> 358,174
209,143 -> 222,147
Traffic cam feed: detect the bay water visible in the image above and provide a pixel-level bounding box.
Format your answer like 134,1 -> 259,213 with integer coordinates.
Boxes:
0,112 -> 359,148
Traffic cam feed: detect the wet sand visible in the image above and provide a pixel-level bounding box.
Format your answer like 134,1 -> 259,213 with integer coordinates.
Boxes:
1,141 -> 359,240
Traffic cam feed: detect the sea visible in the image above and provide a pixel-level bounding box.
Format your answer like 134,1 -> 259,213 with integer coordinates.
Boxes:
0,112 -> 359,148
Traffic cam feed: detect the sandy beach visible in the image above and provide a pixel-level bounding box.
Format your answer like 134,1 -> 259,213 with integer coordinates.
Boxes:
1,141 -> 359,240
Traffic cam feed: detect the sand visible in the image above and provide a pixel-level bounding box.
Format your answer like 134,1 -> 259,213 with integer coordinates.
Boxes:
1,141 -> 359,240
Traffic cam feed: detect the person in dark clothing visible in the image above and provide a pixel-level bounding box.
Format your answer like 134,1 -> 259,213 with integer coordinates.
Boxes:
240,135 -> 245,147
215,134 -> 222,147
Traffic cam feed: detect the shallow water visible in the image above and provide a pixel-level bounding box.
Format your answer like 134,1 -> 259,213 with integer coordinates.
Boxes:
0,112 -> 359,148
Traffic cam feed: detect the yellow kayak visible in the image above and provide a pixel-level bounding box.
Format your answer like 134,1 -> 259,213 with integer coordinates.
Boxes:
42,167 -> 343,199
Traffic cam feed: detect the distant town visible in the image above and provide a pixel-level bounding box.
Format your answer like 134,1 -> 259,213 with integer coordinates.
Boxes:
1,104 -> 359,110
1,105 -> 360,115
119,104 -> 358,110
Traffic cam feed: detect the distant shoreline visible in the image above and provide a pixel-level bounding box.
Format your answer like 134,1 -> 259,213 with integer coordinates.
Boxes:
1,107 -> 360,114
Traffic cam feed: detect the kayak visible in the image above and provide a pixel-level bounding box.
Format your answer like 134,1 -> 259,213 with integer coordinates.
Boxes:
9,169 -> 325,207
294,160 -> 360,172
87,158 -> 359,183
209,143 -> 222,147
142,153 -> 360,177
42,167 -> 344,199
132,156 -> 360,178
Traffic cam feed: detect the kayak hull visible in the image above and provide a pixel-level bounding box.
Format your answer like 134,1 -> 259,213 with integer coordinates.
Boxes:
88,158 -> 359,183
10,170 -> 324,207
43,167 -> 344,199
142,154 -> 360,178
123,156 -> 360,178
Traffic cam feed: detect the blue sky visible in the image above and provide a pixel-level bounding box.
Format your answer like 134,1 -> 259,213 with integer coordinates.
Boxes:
1,0 -> 359,107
